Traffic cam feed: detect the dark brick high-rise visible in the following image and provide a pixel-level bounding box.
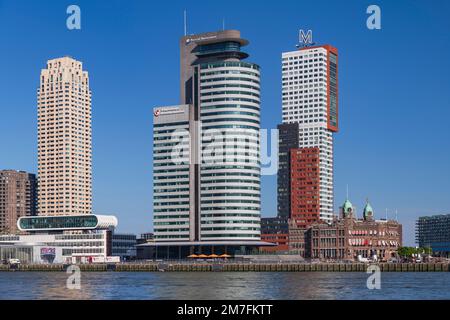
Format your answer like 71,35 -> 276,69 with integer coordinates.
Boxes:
0,170 -> 37,234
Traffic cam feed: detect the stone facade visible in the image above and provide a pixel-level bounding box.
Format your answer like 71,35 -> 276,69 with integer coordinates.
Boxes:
37,57 -> 92,216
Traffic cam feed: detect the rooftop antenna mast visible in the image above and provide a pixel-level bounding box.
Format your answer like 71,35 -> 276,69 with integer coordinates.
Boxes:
222,18 -> 225,31
385,208 -> 388,220
184,9 -> 187,36
346,184 -> 349,200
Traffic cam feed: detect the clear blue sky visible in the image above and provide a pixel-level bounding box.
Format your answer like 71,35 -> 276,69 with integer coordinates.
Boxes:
1,0 -> 449,245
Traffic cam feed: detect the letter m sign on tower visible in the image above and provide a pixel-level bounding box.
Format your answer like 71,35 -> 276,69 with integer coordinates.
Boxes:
299,29 -> 313,47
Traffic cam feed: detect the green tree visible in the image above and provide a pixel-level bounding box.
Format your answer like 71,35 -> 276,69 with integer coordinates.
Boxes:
417,247 -> 432,255
397,247 -> 417,258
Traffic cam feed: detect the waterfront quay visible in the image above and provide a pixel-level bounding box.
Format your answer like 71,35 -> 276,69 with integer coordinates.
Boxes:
1,262 -> 449,272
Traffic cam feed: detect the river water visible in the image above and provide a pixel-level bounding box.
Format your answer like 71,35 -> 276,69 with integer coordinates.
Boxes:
0,272 -> 449,300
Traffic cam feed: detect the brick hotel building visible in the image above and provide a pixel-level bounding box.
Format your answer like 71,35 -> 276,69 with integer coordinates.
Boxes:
307,199 -> 402,261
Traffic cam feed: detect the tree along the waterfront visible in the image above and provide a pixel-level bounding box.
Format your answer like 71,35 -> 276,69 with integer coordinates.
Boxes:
397,246 -> 432,258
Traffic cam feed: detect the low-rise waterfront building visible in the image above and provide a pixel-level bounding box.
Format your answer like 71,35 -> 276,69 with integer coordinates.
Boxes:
260,217 -> 289,253
138,233 -> 154,243
0,244 -> 63,264
136,233 -> 155,260
112,233 -> 137,261
288,219 -> 307,257
416,214 -> 450,257
0,214 -> 118,264
308,200 -> 402,261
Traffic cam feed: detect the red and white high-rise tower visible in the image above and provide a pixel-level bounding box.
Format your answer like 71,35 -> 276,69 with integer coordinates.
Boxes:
281,44 -> 338,226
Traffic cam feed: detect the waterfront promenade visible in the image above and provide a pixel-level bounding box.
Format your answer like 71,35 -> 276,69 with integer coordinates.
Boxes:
1,262 -> 449,272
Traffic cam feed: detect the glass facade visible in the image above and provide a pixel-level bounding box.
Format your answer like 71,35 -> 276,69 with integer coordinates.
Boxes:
19,215 -> 98,231
0,246 -> 33,263
0,229 -> 111,262
195,41 -> 242,56
276,123 -> 299,218
153,106 -> 191,241
328,52 -> 338,129
416,214 -> 450,256
199,61 -> 261,241
112,234 -> 137,259
154,31 -> 262,243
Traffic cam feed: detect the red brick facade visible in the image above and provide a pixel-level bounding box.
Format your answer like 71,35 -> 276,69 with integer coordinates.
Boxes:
290,147 -> 320,229
260,233 -> 289,252
309,217 -> 402,261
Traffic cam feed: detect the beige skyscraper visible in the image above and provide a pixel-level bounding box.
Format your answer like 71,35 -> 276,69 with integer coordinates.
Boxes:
37,57 -> 92,216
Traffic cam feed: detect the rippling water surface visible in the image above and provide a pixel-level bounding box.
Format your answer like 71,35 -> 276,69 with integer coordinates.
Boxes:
0,272 -> 449,300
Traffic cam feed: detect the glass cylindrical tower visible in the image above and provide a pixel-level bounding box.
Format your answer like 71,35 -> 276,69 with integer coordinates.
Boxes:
194,38 -> 261,241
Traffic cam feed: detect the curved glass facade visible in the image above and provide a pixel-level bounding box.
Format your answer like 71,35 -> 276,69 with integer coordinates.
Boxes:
194,41 -> 241,56
154,31 -> 262,243
200,61 -> 261,241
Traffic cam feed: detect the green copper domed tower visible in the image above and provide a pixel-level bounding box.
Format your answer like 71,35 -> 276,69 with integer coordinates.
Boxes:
341,199 -> 354,218
363,200 -> 374,221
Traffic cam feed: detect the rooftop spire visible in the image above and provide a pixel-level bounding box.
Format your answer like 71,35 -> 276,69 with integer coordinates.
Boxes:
184,9 -> 187,36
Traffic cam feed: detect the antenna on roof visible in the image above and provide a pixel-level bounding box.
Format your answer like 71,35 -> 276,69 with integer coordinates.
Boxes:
395,209 -> 398,221
346,184 -> 349,200
222,18 -> 225,31
385,208 -> 388,220
184,9 -> 187,36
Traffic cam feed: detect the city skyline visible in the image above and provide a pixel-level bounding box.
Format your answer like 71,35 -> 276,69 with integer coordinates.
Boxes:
1,1 -> 450,246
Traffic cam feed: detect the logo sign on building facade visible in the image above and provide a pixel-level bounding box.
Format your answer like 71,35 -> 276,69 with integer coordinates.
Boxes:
154,106 -> 186,118
298,29 -> 314,48
40,247 -> 56,264
40,247 -> 56,255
